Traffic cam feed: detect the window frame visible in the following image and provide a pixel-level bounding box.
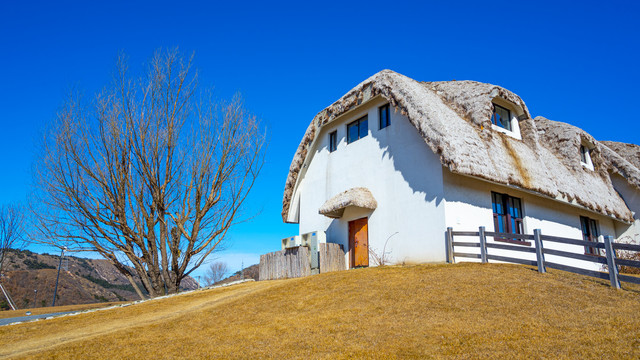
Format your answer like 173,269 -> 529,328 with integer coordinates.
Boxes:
491,104 -> 512,131
491,191 -> 529,246
329,130 -> 337,153
580,144 -> 594,170
580,216 -> 601,256
346,115 -> 368,144
379,104 -> 390,130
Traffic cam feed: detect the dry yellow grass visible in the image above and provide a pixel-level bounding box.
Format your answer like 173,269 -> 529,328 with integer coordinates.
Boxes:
0,302 -> 125,319
2,263 -> 640,359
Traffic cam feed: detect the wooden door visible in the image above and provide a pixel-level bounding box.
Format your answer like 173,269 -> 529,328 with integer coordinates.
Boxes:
348,217 -> 369,268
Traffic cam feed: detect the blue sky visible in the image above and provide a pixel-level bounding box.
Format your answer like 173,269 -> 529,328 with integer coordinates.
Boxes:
1,0 -> 638,279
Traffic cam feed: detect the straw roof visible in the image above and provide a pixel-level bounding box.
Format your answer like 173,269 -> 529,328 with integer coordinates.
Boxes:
282,70 -> 637,223
318,187 -> 378,219
599,141 -> 640,189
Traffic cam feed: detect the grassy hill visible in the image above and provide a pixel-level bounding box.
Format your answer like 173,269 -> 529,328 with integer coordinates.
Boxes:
2,263 -> 640,359
0,249 -> 198,309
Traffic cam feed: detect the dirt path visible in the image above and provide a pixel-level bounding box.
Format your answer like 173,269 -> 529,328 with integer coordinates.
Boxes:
0,281 -> 278,359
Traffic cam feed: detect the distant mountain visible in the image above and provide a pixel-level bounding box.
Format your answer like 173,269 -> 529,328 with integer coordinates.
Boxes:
215,264 -> 259,285
0,249 -> 198,310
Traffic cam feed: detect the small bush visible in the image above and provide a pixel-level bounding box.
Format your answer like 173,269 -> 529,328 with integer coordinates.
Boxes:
94,294 -> 109,302
23,259 -> 56,270
82,274 -> 137,292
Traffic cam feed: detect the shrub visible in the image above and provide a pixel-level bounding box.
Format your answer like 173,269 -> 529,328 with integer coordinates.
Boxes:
82,274 -> 137,292
23,259 -> 56,270
94,294 -> 109,302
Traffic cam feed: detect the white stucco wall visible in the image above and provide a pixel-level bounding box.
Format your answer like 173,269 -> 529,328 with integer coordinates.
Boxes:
442,170 -> 621,271
295,97 -> 446,266
290,98 -> 637,271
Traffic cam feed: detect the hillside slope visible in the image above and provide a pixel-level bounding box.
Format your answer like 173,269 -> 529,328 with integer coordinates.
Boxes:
0,250 -> 198,309
2,263 -> 640,359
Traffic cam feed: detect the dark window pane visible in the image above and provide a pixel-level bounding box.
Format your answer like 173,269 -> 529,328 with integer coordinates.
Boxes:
581,216 -> 600,255
359,117 -> 368,139
493,104 -> 512,131
589,219 -> 599,238
329,131 -> 337,152
498,215 -> 505,233
493,193 -> 504,215
580,145 -> 587,163
511,198 -> 521,218
379,105 -> 390,129
580,217 -> 589,240
347,122 -> 358,143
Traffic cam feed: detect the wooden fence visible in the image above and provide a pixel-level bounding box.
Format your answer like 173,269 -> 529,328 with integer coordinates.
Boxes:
259,243 -> 346,281
446,227 -> 640,289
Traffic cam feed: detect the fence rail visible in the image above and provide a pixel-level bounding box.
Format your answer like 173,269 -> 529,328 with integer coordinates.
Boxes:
446,227 -> 640,289
259,243 -> 346,281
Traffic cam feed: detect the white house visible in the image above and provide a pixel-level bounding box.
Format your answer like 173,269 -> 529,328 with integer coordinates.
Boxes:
281,70 -> 640,270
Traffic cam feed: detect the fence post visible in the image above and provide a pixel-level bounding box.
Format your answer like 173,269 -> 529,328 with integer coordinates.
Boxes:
479,226 -> 487,263
604,235 -> 621,289
533,229 -> 546,274
446,227 -> 454,264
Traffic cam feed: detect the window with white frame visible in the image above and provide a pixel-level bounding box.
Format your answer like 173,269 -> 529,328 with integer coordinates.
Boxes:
489,100 -> 523,140
580,144 -> 594,170
492,104 -> 512,131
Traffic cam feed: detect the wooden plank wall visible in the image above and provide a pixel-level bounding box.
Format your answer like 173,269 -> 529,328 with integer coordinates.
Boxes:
259,246 -> 310,281
319,243 -> 346,274
259,243 -> 346,281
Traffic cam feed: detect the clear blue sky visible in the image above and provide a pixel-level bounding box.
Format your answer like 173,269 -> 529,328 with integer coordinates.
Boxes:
1,0 -> 638,277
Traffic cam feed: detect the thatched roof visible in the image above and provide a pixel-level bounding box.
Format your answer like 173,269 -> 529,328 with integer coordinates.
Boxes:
600,141 -> 640,189
318,187 -> 378,219
282,70 -> 637,223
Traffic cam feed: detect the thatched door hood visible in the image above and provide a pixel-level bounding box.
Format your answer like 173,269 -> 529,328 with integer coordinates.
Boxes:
319,187 -> 378,219
282,70 -> 639,223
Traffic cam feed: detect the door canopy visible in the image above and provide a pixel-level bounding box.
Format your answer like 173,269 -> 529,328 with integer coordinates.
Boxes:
319,187 -> 377,219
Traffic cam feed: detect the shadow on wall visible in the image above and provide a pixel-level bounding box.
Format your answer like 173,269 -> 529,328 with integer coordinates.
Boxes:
313,111 -> 445,210
313,109 -> 446,263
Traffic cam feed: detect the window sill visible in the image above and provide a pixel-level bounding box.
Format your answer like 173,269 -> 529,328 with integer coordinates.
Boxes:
494,237 -> 531,246
581,162 -> 594,171
491,124 -> 522,140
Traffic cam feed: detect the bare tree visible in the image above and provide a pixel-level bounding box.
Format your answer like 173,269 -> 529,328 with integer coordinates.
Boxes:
31,49 -> 265,298
0,204 -> 25,275
204,261 -> 228,286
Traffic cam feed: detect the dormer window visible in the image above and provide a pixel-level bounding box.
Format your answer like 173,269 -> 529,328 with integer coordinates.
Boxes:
580,144 -> 594,170
490,100 -> 522,140
492,104 -> 512,131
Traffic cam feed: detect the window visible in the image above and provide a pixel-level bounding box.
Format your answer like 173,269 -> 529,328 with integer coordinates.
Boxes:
347,115 -> 368,144
492,104 -> 512,131
580,145 -> 588,163
580,145 -> 594,170
329,131 -> 337,152
580,216 -> 600,255
379,104 -> 390,129
492,192 -> 527,244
